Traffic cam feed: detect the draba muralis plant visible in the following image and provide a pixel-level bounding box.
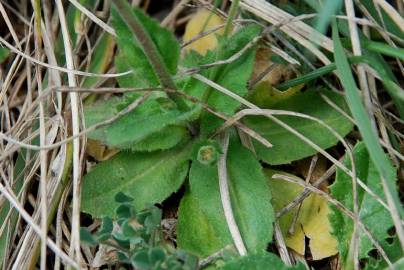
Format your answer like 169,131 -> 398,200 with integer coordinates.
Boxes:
80,1 -> 354,268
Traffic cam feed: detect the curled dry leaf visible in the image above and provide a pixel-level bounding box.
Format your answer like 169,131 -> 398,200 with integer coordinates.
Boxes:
266,169 -> 338,260
183,9 -> 224,55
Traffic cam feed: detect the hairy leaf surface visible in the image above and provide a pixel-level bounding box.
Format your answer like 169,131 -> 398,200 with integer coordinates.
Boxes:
177,136 -> 274,257
112,5 -> 179,88
244,89 -> 353,165
329,142 -> 398,266
81,144 -> 191,217
84,95 -> 197,150
181,25 -> 261,135
84,7 -> 194,151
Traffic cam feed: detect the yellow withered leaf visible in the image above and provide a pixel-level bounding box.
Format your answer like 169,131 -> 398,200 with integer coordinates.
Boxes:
251,48 -> 294,86
299,195 -> 338,260
248,82 -> 303,108
183,10 -> 224,55
86,139 -> 119,161
266,170 -> 338,260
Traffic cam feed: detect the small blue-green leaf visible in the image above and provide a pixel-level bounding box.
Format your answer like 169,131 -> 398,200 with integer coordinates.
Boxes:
80,228 -> 98,246
115,192 -> 134,203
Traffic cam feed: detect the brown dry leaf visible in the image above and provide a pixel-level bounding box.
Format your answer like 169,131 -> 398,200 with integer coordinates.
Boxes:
248,48 -> 301,107
295,156 -> 329,191
92,244 -> 118,268
86,139 -> 119,161
251,48 -> 294,86
183,9 -> 224,55
266,170 -> 338,260
295,156 -> 328,182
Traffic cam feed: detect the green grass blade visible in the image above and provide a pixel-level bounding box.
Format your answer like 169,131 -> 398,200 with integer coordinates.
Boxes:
332,21 -> 404,248
314,0 -> 343,34
364,41 -> 404,61
276,56 -> 365,91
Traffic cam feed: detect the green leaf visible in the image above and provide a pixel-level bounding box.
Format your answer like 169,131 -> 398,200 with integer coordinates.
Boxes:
364,41 -> 404,61
116,204 -> 134,219
244,89 -> 353,165
81,143 -> 191,217
132,249 -> 153,269
112,5 -> 179,88
314,0 -> 342,34
329,142 -> 399,267
206,26 -> 260,114
337,20 -> 404,118
180,25 -> 261,135
0,47 -> 9,63
80,228 -> 98,246
177,188 -> 230,257
130,125 -> 190,152
115,192 -> 134,203
177,136 -> 274,257
84,95 -> 197,150
96,217 -> 113,241
332,22 -> 403,219
220,252 -> 305,270
365,237 -> 403,270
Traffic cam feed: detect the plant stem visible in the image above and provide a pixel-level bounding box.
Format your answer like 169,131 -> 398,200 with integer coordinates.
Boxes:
224,0 -> 240,37
111,0 -> 188,109
111,0 -> 174,89
33,1 -> 48,269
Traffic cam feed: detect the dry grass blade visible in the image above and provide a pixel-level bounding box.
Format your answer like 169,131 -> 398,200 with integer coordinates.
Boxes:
0,183 -> 79,269
161,0 -> 191,27
373,0 -> 404,32
68,0 -> 116,36
218,131 -> 247,255
0,36 -> 132,78
239,0 -> 333,65
32,0 -> 48,268
276,165 -> 337,218
55,0 -> 82,263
